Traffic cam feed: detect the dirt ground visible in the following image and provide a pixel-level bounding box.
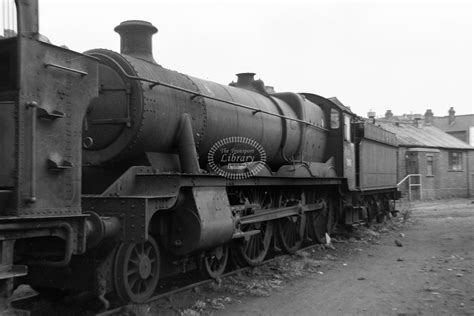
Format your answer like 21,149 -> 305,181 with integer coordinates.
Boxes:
147,199 -> 474,316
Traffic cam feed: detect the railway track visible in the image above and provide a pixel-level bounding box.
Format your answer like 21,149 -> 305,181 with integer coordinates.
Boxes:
6,242 -> 322,315
97,266 -> 251,316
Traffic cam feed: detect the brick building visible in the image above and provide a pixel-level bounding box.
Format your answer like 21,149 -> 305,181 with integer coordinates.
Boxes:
378,119 -> 474,200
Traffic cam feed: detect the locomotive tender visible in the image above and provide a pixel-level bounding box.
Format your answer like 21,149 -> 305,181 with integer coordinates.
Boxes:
0,0 -> 399,310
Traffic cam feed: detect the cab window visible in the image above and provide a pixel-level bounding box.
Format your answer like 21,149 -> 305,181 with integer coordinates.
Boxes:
330,109 -> 340,129
344,115 -> 351,142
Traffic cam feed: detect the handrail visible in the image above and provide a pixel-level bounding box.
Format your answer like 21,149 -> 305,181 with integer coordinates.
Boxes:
397,174 -> 422,201
92,52 -> 327,131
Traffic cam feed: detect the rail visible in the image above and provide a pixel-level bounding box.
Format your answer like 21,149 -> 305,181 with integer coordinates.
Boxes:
397,174 -> 422,201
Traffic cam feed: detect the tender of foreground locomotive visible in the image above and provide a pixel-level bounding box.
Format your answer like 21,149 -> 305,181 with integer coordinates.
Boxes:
0,0 -> 399,311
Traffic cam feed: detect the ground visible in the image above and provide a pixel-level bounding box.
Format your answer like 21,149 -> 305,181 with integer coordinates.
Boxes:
145,199 -> 474,316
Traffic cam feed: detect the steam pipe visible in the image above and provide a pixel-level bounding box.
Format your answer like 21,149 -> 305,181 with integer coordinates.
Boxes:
176,114 -> 200,174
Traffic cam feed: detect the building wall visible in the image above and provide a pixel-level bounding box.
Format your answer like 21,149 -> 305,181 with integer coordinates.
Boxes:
470,127 -> 474,147
397,147 -> 474,200
434,150 -> 466,198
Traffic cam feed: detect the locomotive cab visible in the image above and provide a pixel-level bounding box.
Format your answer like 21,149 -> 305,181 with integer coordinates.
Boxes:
329,99 -> 357,190
300,93 -> 357,186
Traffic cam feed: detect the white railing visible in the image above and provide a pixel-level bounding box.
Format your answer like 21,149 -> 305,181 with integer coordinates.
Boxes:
397,174 -> 422,201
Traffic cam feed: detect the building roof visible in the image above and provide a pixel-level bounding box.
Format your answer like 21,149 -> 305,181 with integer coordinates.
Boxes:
377,121 -> 474,150
432,114 -> 474,132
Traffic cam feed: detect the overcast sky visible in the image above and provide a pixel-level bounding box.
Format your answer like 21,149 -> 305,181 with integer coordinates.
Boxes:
28,1 -> 474,117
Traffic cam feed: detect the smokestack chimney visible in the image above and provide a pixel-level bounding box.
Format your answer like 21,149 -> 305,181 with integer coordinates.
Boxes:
235,73 -> 256,90
424,109 -> 433,124
115,20 -> 158,63
448,107 -> 455,125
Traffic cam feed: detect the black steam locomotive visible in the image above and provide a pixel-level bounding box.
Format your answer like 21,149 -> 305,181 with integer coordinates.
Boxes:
0,0 -> 399,310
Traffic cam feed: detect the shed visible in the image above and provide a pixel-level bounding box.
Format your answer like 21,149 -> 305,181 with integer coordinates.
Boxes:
377,120 -> 474,200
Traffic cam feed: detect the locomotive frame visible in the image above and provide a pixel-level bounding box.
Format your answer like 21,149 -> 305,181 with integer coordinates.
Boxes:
0,0 -> 399,312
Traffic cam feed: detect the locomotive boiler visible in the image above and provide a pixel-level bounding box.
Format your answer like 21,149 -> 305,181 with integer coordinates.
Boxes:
82,20 -> 327,170
0,1 -> 400,312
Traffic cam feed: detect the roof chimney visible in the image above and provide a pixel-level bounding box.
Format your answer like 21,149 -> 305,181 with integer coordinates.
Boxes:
448,107 -> 455,125
367,111 -> 376,124
115,20 -> 157,63
424,109 -> 433,124
385,110 -> 393,120
414,114 -> 423,128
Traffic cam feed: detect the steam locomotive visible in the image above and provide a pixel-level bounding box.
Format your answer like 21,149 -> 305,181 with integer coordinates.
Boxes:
0,0 -> 399,311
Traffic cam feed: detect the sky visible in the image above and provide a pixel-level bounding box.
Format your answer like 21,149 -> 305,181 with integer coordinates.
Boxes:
5,0 -> 474,117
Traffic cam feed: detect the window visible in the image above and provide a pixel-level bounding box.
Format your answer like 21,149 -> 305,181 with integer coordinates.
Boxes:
344,115 -> 351,142
405,152 -> 418,174
426,155 -> 433,176
448,151 -> 463,171
330,109 -> 340,129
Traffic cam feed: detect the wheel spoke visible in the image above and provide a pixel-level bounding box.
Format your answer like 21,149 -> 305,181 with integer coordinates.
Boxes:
277,193 -> 304,254
145,244 -> 152,256
202,245 -> 229,279
132,246 -> 140,258
307,199 -> 329,244
249,237 -> 256,259
211,260 -> 218,271
236,189 -> 274,266
128,274 -> 140,291
243,238 -> 251,253
129,256 -> 140,266
136,280 -> 144,293
127,267 -> 139,276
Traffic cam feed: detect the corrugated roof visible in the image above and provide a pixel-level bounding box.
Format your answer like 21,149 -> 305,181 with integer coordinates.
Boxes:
377,121 -> 474,150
